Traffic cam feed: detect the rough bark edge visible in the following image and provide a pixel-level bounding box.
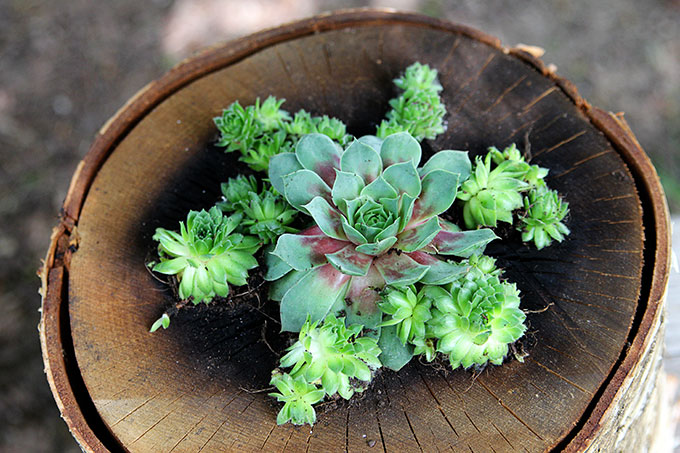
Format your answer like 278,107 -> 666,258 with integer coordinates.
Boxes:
37,8 -> 671,452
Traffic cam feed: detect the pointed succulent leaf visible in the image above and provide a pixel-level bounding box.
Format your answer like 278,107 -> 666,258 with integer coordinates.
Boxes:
325,244 -> 373,276
264,248 -> 293,281
406,251 -> 468,285
280,264 -> 351,332
340,140 -> 382,183
373,252 -> 430,286
377,325 -> 414,371
355,237 -> 398,256
282,169 -> 332,212
152,257 -> 188,275
303,197 -> 348,241
272,232 -> 346,271
395,216 -> 441,252
409,169 -> 459,225
380,132 -> 422,167
332,170 -> 365,213
382,161 -> 422,197
419,150 -> 471,181
340,216 -> 368,245
425,220 -> 498,257
357,135 -> 383,152
269,152 -> 303,195
295,133 -> 342,186
360,175 -> 399,200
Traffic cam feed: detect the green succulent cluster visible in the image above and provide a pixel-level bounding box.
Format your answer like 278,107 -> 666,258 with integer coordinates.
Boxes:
217,175 -> 298,244
378,257 -> 526,370
272,315 -> 381,425
269,372 -> 325,426
151,207 -> 260,305
456,143 -> 570,246
520,187 -> 570,249
149,208 -> 261,330
214,96 -> 351,172
379,286 -> 432,346
377,63 -> 446,141
426,272 -> 526,369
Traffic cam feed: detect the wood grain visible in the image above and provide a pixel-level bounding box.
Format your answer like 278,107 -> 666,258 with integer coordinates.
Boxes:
39,10 -> 670,453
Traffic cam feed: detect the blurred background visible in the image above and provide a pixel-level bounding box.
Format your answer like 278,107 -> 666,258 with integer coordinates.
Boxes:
0,0 -> 678,451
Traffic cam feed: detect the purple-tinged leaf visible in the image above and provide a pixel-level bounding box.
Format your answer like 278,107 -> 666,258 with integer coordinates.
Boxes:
395,217 -> 441,252
380,132 -> 421,167
407,251 -> 468,284
422,220 -> 498,257
345,266 -> 385,336
374,252 -> 430,286
295,133 -> 343,187
355,237 -> 398,256
282,169 -> 332,212
304,197 -> 348,241
419,150 -> 471,182
408,169 -> 459,226
280,264 -> 351,332
272,232 -> 345,271
269,152 -> 303,195
382,161 -> 421,198
341,140 -> 382,183
325,244 -> 373,276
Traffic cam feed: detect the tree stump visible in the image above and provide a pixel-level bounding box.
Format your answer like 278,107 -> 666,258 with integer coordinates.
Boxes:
39,10 -> 671,452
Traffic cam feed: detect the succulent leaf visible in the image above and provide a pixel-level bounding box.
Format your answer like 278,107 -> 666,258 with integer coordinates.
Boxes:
377,324 -> 415,371
279,264 -> 351,332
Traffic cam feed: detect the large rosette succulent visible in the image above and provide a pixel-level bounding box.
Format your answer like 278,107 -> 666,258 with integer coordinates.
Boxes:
266,132 -> 497,332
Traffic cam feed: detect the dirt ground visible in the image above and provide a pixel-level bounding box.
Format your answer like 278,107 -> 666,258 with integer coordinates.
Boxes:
0,0 -> 678,451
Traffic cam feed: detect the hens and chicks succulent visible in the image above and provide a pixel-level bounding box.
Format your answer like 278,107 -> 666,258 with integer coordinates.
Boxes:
148,63 -> 570,424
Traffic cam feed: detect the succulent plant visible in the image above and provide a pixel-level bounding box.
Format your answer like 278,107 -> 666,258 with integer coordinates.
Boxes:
457,152 -> 530,229
216,174 -> 258,212
377,63 -> 446,141
379,285 -> 432,346
266,132 -> 498,332
279,315 -> 381,400
269,371 -> 325,426
217,175 -> 298,244
423,274 -> 527,369
520,187 -> 570,249
214,96 -> 350,172
151,207 -> 260,303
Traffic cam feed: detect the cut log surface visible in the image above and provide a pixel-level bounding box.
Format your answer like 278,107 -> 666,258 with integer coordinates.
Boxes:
40,11 -> 670,453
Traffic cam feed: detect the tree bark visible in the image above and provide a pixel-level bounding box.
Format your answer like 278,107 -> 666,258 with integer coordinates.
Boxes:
39,9 -> 671,453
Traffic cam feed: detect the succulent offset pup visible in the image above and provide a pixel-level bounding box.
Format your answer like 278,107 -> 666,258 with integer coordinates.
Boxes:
266,131 -> 497,332
151,207 -> 260,303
